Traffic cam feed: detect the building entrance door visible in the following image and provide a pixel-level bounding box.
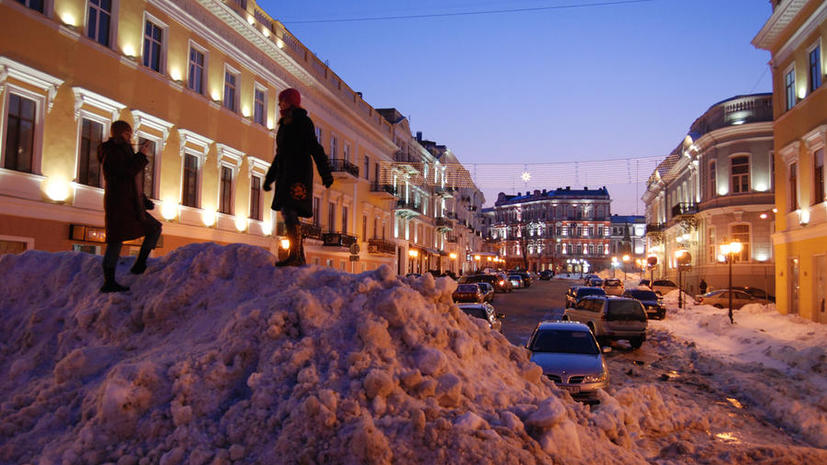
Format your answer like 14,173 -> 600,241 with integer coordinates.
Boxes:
789,257 -> 800,315
815,255 -> 826,323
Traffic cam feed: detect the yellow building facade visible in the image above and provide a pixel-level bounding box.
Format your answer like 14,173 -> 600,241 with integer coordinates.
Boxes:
0,0 -> 484,272
754,0 -> 827,323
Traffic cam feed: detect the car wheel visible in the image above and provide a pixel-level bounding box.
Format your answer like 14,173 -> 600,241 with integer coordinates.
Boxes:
629,337 -> 643,349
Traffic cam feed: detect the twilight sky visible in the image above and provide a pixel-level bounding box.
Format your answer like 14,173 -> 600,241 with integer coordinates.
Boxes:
259,0 -> 773,213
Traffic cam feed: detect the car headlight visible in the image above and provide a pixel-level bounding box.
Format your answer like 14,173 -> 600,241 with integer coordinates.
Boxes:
583,372 -> 607,383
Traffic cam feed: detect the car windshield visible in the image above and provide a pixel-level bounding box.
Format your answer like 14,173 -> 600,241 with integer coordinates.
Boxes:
607,300 -> 645,321
628,290 -> 658,300
577,288 -> 606,298
530,329 -> 599,355
461,307 -> 488,319
604,280 -> 621,286
456,284 -> 478,293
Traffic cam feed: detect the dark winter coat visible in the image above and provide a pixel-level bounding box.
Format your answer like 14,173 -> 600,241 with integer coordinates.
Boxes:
264,108 -> 333,218
98,139 -> 161,243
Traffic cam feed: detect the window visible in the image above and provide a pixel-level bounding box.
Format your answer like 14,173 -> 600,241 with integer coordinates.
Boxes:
707,226 -> 716,263
252,87 -> 266,126
815,149 -> 825,205
328,201 -> 335,232
708,161 -> 716,199
362,215 -> 367,240
374,163 -> 380,184
223,69 -> 239,112
344,143 -> 351,163
219,166 -> 233,214
3,93 -> 36,173
784,67 -> 796,111
138,137 -> 156,198
315,127 -> 322,143
789,162 -> 798,211
182,153 -> 199,208
312,197 -> 320,226
809,44 -> 822,93
77,118 -> 104,187
330,135 -> 338,158
730,224 -> 750,262
250,175 -> 262,220
373,218 -> 378,239
730,156 -> 750,194
16,0 -> 44,12
87,0 -> 112,47
363,155 -> 370,180
188,46 -> 205,95
143,19 -> 164,73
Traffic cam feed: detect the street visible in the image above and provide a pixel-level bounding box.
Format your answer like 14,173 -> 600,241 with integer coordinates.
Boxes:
488,277 -> 826,459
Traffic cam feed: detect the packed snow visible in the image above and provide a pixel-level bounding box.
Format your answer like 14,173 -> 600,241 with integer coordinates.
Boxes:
0,244 -> 825,465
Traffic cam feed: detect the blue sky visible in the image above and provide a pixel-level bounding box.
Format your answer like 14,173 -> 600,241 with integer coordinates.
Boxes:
259,0 -> 773,212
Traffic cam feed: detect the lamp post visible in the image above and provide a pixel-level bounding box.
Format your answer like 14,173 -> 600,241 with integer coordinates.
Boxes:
611,256 -> 618,278
674,249 -> 691,309
622,254 -> 630,282
408,249 -> 418,275
449,252 -> 457,274
720,241 -> 742,324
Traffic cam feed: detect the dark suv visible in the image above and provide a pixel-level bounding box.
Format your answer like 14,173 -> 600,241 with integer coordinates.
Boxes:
459,274 -> 511,293
509,270 -> 532,287
563,296 -> 647,348
565,286 -> 606,308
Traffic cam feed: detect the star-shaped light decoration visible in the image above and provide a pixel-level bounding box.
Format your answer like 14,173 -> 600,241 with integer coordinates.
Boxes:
521,171 -> 531,183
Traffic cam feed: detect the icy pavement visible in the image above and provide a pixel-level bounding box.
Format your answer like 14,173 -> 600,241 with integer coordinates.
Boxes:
0,244 -> 825,465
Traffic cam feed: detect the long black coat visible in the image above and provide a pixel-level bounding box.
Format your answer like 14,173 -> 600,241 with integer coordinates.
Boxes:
264,108 -> 332,218
98,139 -> 160,243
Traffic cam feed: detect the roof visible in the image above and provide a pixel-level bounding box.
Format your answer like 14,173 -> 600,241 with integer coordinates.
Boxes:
495,186 -> 610,206
536,320 -> 591,331
610,215 -> 645,224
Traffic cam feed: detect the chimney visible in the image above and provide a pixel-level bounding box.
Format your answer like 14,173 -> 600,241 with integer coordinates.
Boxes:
356,92 -> 363,98
584,186 -> 588,190
534,189 -> 541,196
416,131 -> 422,141
565,186 -> 570,191
542,189 -> 547,194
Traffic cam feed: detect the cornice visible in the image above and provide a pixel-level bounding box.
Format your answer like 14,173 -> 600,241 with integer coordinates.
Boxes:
768,1 -> 827,66
752,0 -> 808,50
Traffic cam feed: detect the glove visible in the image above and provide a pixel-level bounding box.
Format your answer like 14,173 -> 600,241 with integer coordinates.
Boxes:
143,194 -> 155,210
323,174 -> 333,189
263,183 -> 272,192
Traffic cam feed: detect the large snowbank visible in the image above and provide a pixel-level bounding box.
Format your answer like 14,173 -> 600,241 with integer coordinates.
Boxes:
0,244 -> 694,465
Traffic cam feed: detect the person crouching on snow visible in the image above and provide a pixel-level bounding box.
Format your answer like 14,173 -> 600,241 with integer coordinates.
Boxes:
97,120 -> 162,292
263,88 -> 334,267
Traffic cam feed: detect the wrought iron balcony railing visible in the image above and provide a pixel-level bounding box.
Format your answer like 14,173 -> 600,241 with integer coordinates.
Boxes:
329,159 -> 359,178
367,238 -> 396,255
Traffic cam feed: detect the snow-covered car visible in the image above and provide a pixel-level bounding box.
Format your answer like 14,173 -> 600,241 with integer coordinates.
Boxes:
622,289 -> 665,319
563,296 -> 647,348
457,302 -> 504,332
651,279 -> 678,296
732,286 -> 775,303
602,278 -> 624,296
453,284 -> 484,303
527,320 -> 609,403
694,289 -> 755,309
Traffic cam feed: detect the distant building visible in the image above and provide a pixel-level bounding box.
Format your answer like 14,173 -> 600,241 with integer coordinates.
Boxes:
753,0 -> 827,323
643,94 -> 775,296
609,215 -> 645,257
488,187 -> 612,273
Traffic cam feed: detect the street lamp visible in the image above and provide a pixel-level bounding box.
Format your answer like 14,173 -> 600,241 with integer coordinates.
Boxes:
408,249 -> 419,274
719,241 -> 743,324
674,249 -> 691,309
622,254 -> 630,282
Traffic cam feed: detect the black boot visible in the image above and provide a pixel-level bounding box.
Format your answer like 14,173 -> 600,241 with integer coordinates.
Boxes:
276,223 -> 303,267
101,266 -> 129,293
295,224 -> 306,265
130,249 -> 151,274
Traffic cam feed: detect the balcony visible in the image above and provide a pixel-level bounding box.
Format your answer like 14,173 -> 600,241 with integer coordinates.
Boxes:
671,202 -> 698,218
698,192 -> 774,212
302,223 -> 323,240
323,231 -> 358,248
329,159 -> 359,181
393,150 -> 420,174
432,186 -> 455,198
395,199 -> 421,217
434,217 -> 454,231
446,235 -> 458,243
369,182 -> 397,199
645,223 -> 664,235
367,238 -> 396,256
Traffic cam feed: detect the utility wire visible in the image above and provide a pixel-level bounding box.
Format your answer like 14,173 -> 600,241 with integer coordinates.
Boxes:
282,0 -> 656,24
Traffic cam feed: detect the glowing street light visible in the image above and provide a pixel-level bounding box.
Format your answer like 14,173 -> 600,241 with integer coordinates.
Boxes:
719,241 -> 742,324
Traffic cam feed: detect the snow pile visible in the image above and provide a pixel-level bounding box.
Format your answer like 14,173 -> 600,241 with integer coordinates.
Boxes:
0,244 -> 692,465
652,294 -> 827,448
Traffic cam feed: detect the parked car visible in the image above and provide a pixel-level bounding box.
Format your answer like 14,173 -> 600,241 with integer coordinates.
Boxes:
459,274 -> 512,293
563,296 -> 647,348
453,283 -> 484,303
539,270 -> 554,280
651,279 -> 678,296
638,279 -> 651,288
457,302 -> 504,332
586,276 -> 604,287
602,278 -> 624,296
732,286 -> 775,303
508,274 -> 525,289
565,286 -> 607,308
694,289 -> 756,309
583,274 -> 599,285
526,321 -> 609,403
494,273 -> 514,293
476,282 -> 495,303
622,289 -> 665,319
509,270 -> 533,287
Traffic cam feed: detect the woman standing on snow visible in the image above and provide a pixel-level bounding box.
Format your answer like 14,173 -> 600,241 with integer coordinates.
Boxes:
264,88 -> 333,266
98,121 -> 162,292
